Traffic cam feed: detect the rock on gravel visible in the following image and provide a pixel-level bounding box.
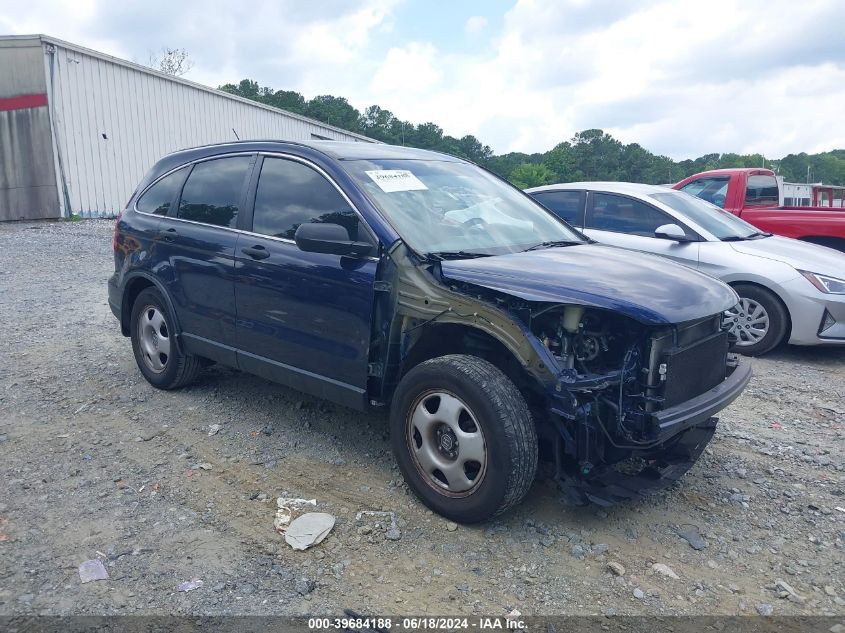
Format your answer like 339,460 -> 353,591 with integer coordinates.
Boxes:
677,524 -> 708,550
295,577 -> 316,595
651,563 -> 680,580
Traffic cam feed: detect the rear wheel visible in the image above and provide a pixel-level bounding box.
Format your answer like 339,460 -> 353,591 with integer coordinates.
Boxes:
725,284 -> 788,356
390,355 -> 537,523
130,287 -> 202,389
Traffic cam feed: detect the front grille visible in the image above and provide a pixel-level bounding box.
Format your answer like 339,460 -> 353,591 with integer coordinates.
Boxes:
661,331 -> 729,408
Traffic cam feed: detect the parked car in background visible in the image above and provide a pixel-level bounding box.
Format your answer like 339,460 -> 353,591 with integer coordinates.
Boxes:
527,182 -> 845,356
673,168 -> 845,252
110,141 -> 750,521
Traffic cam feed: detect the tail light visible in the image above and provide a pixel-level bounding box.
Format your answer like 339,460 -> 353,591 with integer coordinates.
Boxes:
112,213 -> 122,252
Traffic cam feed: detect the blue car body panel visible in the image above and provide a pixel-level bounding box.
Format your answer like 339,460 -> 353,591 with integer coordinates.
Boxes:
440,245 -> 738,324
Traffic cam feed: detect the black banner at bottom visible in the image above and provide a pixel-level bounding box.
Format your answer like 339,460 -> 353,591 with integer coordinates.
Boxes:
1,616 -> 843,633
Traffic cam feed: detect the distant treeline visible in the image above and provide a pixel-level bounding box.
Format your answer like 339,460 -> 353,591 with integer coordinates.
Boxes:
220,79 -> 845,188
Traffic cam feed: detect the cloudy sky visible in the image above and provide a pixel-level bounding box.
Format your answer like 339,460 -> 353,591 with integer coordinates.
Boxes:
2,0 -> 844,158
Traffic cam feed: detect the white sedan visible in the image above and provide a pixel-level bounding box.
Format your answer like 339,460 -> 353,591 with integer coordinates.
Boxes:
527,182 -> 845,355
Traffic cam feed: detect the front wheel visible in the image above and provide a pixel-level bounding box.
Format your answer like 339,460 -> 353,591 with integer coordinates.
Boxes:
390,355 -> 538,523
724,284 -> 788,356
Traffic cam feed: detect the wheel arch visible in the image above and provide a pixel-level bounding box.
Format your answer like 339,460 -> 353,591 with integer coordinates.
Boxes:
121,274 -> 183,349
399,323 -> 544,404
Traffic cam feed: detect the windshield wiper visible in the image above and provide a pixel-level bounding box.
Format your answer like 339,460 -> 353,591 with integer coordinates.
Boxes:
721,231 -> 772,242
524,240 -> 583,251
424,250 -> 492,261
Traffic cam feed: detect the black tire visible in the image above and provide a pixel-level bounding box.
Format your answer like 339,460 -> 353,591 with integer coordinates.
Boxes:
728,284 -> 789,356
390,354 -> 537,523
130,287 -> 202,389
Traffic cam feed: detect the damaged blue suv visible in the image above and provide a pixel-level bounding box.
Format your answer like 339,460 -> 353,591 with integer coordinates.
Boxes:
109,141 -> 751,522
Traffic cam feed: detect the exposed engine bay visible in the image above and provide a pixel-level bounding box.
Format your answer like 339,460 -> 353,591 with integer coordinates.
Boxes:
525,304 -> 735,504
530,305 -> 638,375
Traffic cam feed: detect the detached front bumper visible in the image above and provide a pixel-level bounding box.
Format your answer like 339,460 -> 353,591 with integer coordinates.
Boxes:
651,360 -> 752,440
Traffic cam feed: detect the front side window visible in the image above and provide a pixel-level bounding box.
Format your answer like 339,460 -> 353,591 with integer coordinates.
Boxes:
586,193 -> 674,237
136,167 -> 187,215
531,190 -> 584,226
679,177 -> 729,208
745,175 -> 779,205
341,159 -> 584,256
650,191 -> 762,240
178,156 -> 252,228
252,158 -> 364,241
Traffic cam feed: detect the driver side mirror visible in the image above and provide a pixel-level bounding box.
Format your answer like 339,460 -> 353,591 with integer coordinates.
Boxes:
654,223 -> 691,242
294,223 -> 374,257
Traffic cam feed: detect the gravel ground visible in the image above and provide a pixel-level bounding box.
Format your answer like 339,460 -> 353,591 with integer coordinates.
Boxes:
0,219 -> 843,617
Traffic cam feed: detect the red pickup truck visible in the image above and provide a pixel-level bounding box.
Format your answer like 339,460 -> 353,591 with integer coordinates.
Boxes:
674,168 -> 845,252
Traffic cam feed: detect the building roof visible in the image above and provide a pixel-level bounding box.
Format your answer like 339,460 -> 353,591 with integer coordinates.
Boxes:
0,33 -> 377,144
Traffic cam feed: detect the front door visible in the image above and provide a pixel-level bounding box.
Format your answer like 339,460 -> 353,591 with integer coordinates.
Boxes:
233,155 -> 378,409
581,192 -> 700,268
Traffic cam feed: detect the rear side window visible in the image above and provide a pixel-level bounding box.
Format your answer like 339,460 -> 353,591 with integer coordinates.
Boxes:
178,156 -> 252,228
678,177 -> 729,208
586,193 -> 673,237
252,157 -> 363,241
136,168 -> 187,215
531,190 -> 584,225
745,175 -> 779,205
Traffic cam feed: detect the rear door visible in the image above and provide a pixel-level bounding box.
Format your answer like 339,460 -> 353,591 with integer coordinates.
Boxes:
582,192 -> 700,267
157,154 -> 255,363
530,190 -> 586,229
233,154 -> 378,409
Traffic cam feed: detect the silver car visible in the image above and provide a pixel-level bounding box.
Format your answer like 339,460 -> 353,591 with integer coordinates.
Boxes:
527,182 -> 845,355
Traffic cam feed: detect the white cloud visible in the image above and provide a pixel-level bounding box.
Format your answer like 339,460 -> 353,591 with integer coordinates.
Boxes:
370,42 -> 441,96
1,0 -> 844,159
359,0 -> 845,158
464,15 -> 488,35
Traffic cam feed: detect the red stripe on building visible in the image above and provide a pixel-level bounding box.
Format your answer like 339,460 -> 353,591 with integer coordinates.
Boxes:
0,93 -> 48,112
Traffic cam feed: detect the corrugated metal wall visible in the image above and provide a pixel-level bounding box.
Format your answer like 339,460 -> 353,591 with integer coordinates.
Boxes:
0,38 -> 59,220
39,37 -> 373,218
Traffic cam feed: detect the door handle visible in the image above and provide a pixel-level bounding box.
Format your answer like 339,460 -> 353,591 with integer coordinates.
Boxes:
158,227 -> 177,241
241,245 -> 270,260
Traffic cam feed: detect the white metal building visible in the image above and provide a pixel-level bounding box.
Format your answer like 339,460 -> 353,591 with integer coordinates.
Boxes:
0,34 -> 376,221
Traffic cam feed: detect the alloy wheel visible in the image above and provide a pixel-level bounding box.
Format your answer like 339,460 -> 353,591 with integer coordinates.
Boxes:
725,298 -> 770,346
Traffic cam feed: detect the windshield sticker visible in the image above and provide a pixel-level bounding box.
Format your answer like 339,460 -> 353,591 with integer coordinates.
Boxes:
365,169 -> 428,193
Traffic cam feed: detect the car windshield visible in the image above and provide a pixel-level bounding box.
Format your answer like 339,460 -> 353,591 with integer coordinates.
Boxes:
342,159 -> 585,257
650,191 -> 768,241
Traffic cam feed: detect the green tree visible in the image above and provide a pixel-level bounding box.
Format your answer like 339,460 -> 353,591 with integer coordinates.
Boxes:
510,163 -> 554,189
304,95 -> 361,131
215,77 -> 845,186
266,90 -> 306,114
